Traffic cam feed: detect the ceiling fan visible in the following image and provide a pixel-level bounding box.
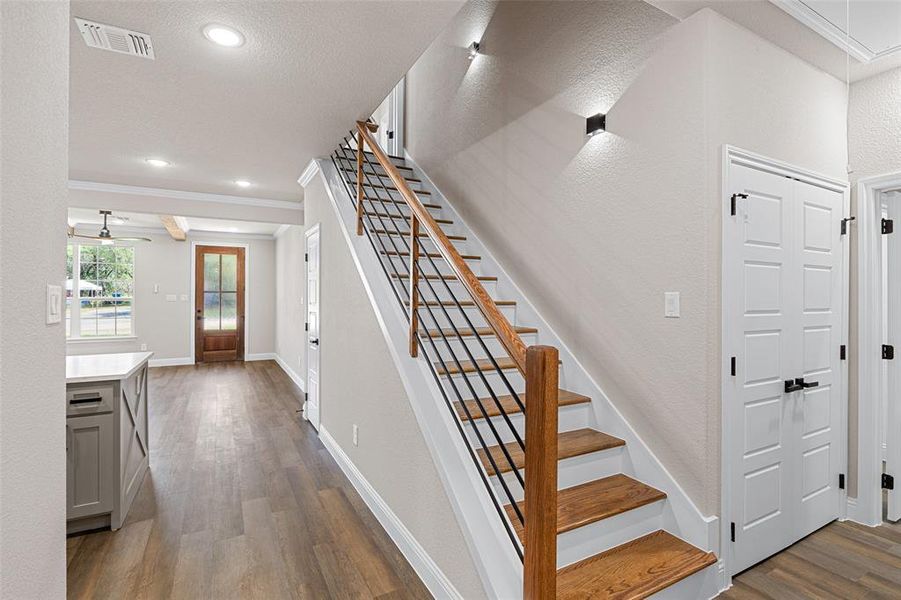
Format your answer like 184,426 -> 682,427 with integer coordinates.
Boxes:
68,210 -> 151,244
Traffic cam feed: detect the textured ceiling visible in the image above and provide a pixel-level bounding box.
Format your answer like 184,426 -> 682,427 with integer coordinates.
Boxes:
69,1 -> 463,202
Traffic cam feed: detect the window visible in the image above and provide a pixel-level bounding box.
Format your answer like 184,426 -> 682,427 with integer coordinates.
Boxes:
66,243 -> 135,339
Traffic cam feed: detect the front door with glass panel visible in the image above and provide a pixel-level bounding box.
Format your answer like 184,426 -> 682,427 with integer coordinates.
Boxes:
195,245 -> 245,362
726,161 -> 846,574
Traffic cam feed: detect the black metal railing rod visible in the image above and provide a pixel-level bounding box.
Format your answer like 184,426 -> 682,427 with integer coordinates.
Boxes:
337,145 -> 527,485
335,145 -> 527,499
347,141 -> 528,458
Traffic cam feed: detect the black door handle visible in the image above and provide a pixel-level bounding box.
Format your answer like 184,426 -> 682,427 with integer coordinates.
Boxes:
785,379 -> 803,393
800,379 -> 819,389
310,338 -> 319,346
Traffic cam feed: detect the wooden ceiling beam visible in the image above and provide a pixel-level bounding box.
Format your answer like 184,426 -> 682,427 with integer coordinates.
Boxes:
159,215 -> 187,241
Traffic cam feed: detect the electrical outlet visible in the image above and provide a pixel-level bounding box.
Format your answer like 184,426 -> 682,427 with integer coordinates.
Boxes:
353,424 -> 359,447
140,343 -> 147,351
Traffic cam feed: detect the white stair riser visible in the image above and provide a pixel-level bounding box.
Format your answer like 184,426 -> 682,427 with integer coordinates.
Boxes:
556,500 -> 665,569
382,255 -> 481,277
414,279 -> 498,302
430,333 -> 538,362
463,403 -> 592,446
437,370 -> 525,399
414,304 -> 517,330
489,447 -> 626,503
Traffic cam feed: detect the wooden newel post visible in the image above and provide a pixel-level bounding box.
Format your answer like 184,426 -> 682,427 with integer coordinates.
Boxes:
523,345 -> 558,600
355,130 -> 365,235
409,216 -> 420,357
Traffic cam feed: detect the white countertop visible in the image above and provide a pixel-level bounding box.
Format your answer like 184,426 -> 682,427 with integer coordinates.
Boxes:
66,352 -> 154,384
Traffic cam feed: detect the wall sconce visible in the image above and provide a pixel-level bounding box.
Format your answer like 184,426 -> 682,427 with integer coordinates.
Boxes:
468,41 -> 480,60
586,113 -> 606,136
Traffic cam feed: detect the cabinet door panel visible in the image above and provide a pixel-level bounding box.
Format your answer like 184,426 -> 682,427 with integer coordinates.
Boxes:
67,414 -> 114,520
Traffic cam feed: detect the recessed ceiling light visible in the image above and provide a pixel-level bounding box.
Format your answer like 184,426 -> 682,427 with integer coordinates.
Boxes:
145,158 -> 170,167
234,179 -> 251,188
203,24 -> 244,48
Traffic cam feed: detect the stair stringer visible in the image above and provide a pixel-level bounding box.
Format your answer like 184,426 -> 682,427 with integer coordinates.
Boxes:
403,151 -> 722,568
313,159 -> 523,600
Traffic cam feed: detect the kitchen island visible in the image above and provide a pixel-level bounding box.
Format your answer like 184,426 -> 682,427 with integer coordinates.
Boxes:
66,351 -> 152,534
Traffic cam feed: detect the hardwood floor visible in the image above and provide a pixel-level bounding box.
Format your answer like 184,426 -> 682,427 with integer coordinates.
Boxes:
718,519 -> 901,599
66,360 -> 430,600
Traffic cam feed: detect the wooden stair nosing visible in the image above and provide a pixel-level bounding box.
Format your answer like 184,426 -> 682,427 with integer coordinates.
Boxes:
372,229 -> 466,241
382,250 -> 481,261
370,198 -> 441,210
454,389 -> 589,422
340,148 -> 408,163
504,474 -> 666,540
392,273 -> 497,282
404,299 -> 516,307
556,530 -> 717,600
426,325 -> 536,339
435,356 -> 518,375
359,183 -> 431,195
341,166 -> 422,183
478,428 -> 625,475
364,211 -> 452,225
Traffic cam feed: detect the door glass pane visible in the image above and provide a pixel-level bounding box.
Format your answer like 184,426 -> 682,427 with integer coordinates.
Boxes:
203,292 -> 220,330
221,293 -> 237,330
204,254 -> 220,292
221,254 -> 237,292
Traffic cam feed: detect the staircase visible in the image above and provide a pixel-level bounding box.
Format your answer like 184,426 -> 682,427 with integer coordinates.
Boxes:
328,122 -> 717,599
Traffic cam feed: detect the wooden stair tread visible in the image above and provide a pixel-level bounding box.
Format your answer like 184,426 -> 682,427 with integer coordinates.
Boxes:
392,273 -> 496,282
454,389 -> 589,421
383,250 -> 481,261
340,166 -> 421,182
556,530 -> 717,599
378,198 -> 442,210
478,428 -> 625,475
372,229 -> 465,241
361,183 -> 431,195
426,325 -> 536,339
505,474 -> 665,540
404,299 -> 515,307
364,211 -> 452,225
341,148 -> 408,163
435,356 -> 517,375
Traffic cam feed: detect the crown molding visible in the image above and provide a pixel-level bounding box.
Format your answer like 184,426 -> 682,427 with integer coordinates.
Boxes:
297,159 -> 320,188
68,180 -> 303,211
274,223 -> 291,238
770,0 -> 876,63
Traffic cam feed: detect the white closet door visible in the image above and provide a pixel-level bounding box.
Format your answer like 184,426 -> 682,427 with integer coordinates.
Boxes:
886,202 -> 901,521
793,180 -> 844,538
729,164 -> 797,574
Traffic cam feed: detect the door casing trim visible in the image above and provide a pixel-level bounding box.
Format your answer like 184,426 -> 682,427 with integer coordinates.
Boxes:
189,241 -> 250,364
720,145 -> 850,582
854,170 -> 901,526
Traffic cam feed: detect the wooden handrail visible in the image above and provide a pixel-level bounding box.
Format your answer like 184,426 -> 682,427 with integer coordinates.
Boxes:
355,121 -> 528,372
523,345 -> 558,599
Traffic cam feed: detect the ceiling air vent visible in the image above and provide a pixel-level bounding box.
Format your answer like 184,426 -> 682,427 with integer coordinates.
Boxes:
75,18 -> 155,60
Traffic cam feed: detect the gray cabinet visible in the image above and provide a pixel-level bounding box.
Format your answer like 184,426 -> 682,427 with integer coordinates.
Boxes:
66,414 -> 115,520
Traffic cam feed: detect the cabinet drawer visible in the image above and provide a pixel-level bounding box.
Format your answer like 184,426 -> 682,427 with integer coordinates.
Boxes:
66,384 -> 114,416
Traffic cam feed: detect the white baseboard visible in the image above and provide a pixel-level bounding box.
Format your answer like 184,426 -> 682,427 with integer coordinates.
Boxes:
149,357 -> 193,367
319,426 -> 463,600
274,354 -> 306,393
246,352 -> 276,361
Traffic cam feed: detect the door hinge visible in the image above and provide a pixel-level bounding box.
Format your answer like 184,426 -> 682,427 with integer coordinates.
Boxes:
883,473 -> 895,490
304,252 -> 309,262
884,344 -> 895,360
841,216 -> 856,235
304,322 -> 309,332
840,344 -> 846,360
883,218 -> 894,234
730,522 -> 736,542
839,473 -> 845,489
730,356 -> 736,377
387,130 -> 394,140
730,193 -> 748,217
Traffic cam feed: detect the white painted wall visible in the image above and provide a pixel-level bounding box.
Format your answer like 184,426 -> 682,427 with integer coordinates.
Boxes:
405,2 -> 848,515
0,1 -> 69,597
275,225 -> 307,386
303,175 -> 486,598
847,66 -> 901,496
65,231 -> 277,363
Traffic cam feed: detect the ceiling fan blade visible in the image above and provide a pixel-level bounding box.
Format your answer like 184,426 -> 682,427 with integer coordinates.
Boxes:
111,236 -> 152,242
69,233 -> 103,240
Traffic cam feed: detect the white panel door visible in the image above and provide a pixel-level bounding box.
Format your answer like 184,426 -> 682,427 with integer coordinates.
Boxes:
728,164 -> 845,574
305,224 -> 321,431
886,202 -> 901,521
729,164 -> 797,573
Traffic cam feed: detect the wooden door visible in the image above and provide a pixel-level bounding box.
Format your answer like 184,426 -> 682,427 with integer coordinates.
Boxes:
195,245 -> 245,362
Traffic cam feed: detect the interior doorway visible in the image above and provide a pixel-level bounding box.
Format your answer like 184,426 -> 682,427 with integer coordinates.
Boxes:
194,245 -> 246,362
305,224 -> 321,430
858,174 -> 901,525
369,77 -> 405,156
722,147 -> 849,577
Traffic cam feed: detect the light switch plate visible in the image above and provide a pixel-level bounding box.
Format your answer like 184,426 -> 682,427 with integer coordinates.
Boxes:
664,291 -> 680,318
180,294 -> 188,301
165,294 -> 177,302
46,284 -> 62,324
